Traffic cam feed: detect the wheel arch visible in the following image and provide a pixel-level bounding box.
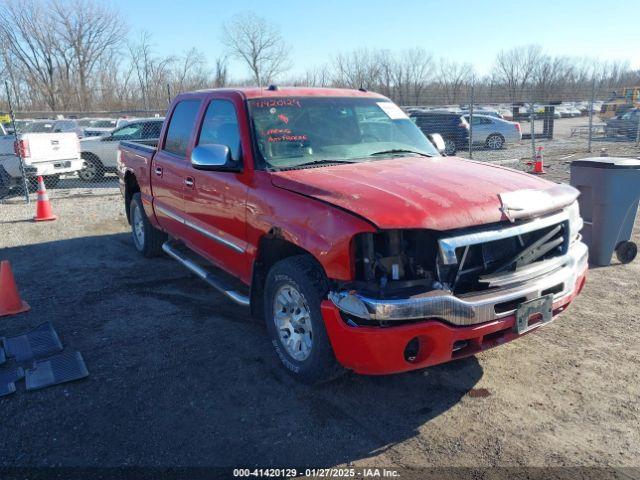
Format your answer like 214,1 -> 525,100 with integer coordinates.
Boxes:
249,229 -> 326,319
124,171 -> 140,224
80,151 -> 103,165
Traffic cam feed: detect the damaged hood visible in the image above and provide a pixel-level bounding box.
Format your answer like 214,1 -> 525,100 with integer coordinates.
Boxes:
270,156 -> 578,230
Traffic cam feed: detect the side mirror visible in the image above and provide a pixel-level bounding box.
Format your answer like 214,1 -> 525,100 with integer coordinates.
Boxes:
191,144 -> 240,172
427,133 -> 447,155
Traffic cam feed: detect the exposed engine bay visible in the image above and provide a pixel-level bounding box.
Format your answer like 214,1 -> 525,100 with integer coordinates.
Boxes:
350,218 -> 569,298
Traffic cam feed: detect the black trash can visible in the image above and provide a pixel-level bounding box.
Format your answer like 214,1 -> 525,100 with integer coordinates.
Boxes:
570,157 -> 640,266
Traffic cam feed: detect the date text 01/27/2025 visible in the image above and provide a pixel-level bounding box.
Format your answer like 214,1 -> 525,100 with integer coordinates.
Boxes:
232,468 -> 401,478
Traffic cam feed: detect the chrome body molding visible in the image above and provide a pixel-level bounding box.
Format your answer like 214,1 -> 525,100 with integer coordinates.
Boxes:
154,204 -> 245,254
329,241 -> 588,327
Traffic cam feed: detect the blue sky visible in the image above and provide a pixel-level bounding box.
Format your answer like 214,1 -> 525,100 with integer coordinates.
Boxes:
109,0 -> 639,79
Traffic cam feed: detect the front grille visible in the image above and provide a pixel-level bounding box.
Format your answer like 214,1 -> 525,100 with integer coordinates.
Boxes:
441,221 -> 568,294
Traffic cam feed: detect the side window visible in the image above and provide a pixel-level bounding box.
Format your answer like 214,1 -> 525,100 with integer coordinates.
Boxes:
112,123 -> 142,140
164,100 -> 201,156
198,100 -> 241,162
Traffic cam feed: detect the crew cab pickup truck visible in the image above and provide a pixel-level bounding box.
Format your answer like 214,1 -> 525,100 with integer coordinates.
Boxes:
118,87 -> 588,383
0,130 -> 82,190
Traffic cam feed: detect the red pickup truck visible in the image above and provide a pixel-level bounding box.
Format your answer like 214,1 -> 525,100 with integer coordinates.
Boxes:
117,87 -> 588,383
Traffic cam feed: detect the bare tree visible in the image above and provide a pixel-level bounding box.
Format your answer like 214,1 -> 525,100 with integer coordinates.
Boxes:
0,0 -> 60,109
492,45 -> 543,103
438,59 -> 474,104
394,48 -> 434,105
213,56 -> 229,88
222,12 -> 291,86
174,48 -> 208,93
50,0 -> 126,109
332,48 -> 382,90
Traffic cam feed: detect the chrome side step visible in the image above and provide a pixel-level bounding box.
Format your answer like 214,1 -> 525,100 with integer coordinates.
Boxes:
161,242 -> 250,307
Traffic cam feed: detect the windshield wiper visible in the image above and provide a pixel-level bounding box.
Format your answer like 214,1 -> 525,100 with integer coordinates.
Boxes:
368,149 -> 433,158
277,159 -> 358,170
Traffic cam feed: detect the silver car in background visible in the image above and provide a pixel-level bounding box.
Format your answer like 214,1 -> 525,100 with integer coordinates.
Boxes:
464,114 -> 522,149
78,118 -> 163,181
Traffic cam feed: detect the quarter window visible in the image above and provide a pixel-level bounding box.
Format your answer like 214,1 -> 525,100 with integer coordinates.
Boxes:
164,100 -> 201,156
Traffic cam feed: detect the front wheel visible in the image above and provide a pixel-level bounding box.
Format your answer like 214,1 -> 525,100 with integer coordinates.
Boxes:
264,255 -> 343,384
443,138 -> 457,155
129,192 -> 166,257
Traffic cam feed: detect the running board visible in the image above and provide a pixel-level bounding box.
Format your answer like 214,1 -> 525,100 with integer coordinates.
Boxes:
161,242 -> 250,307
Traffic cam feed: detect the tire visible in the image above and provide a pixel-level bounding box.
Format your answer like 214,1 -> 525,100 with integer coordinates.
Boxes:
78,155 -> 104,182
615,241 -> 637,264
264,255 -> 343,384
443,138 -> 457,155
486,133 -> 505,150
129,192 -> 166,257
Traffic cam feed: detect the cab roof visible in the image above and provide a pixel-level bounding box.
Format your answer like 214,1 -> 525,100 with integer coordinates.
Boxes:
191,86 -> 388,100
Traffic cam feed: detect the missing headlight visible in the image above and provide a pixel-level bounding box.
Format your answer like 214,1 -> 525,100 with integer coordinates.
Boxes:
353,230 -> 438,295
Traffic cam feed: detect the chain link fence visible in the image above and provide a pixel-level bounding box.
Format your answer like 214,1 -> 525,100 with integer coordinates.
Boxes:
1,89 -> 639,212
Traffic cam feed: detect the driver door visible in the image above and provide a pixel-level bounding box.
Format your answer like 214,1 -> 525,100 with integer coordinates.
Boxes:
182,98 -> 250,281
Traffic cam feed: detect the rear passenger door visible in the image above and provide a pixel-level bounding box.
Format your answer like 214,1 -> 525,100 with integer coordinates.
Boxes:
470,116 -> 491,144
151,99 -> 202,240
182,98 -> 249,280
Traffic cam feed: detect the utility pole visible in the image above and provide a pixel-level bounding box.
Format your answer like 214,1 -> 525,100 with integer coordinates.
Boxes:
588,77 -> 595,153
5,81 -> 29,204
468,85 -> 474,159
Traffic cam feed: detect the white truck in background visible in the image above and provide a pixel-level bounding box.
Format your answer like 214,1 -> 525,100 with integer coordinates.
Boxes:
0,131 -> 83,191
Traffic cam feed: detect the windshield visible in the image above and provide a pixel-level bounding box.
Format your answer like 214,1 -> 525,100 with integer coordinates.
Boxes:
248,97 -> 439,170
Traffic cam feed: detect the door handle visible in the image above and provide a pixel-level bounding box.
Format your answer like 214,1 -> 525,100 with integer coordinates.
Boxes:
184,177 -> 194,187
155,166 -> 163,176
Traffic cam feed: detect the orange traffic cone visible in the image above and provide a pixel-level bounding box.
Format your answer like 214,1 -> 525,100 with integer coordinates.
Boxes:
0,260 -> 30,317
33,176 -> 57,221
531,146 -> 546,174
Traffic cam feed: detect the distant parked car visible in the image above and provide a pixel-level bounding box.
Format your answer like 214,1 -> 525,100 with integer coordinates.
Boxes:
565,105 -> 582,117
461,109 -> 504,119
21,119 -> 84,138
79,118 -> 133,137
464,114 -> 522,149
409,111 -> 469,154
78,118 -> 163,181
5,119 -> 34,135
606,108 -> 640,139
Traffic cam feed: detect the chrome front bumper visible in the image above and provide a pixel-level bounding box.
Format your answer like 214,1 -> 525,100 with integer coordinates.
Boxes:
329,241 -> 588,327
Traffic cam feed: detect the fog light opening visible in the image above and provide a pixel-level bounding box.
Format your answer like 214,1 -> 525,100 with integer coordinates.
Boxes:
452,340 -> 468,352
404,337 -> 421,363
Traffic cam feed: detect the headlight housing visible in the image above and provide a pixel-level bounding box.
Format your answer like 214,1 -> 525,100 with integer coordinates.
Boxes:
567,201 -> 583,243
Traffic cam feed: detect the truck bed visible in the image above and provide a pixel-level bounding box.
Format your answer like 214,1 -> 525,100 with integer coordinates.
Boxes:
118,140 -> 159,204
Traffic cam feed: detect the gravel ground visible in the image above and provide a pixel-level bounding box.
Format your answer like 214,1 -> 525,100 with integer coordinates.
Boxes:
0,152 -> 639,476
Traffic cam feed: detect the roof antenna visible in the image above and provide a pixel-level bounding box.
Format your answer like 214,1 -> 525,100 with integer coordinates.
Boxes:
267,84 -> 279,91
